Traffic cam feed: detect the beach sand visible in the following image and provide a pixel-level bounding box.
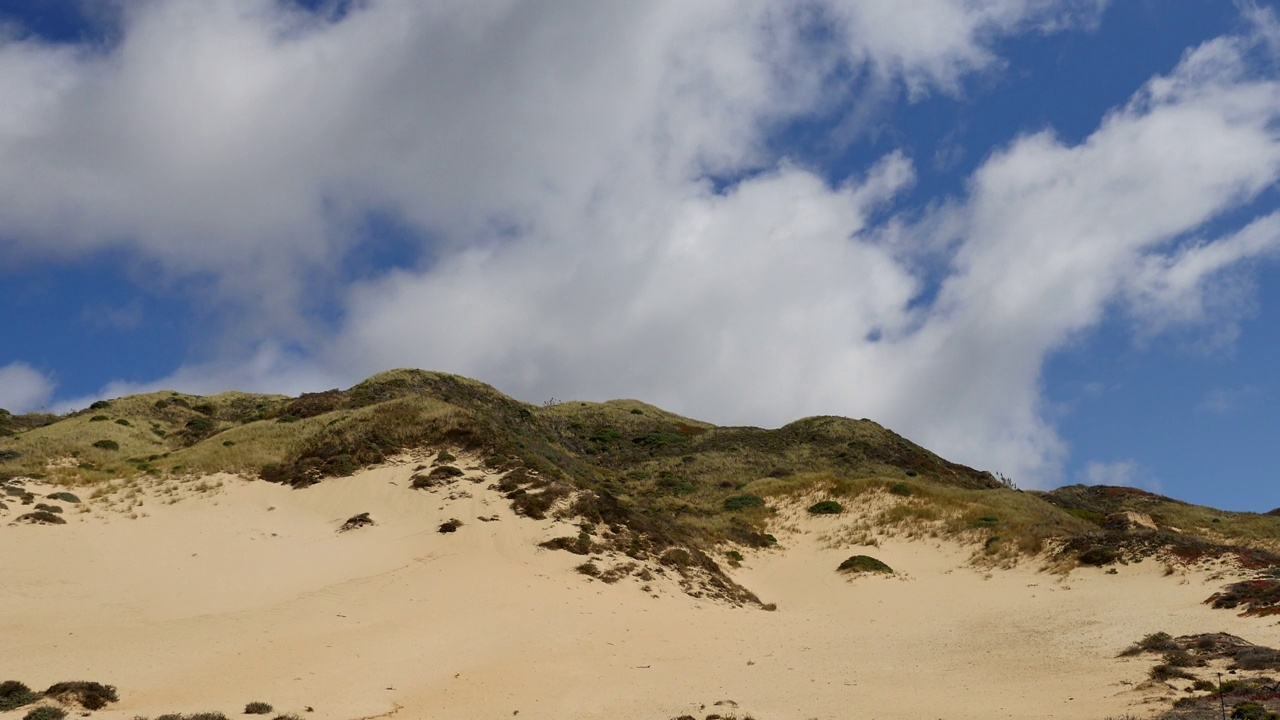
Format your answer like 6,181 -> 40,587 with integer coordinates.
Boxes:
3,457 -> 1275,720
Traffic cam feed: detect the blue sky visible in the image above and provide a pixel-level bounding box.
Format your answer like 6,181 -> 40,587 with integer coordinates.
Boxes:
1,1 -> 1279,511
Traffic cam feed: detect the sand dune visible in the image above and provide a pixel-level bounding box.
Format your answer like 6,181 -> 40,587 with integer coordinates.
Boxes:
3,456 -> 1275,720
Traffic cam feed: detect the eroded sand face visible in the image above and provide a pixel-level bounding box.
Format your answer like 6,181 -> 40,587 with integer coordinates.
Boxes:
3,459 -> 1276,720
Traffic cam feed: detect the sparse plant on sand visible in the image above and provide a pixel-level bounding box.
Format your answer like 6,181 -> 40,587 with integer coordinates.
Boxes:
837,555 -> 893,574
0,681 -> 41,712
244,701 -> 273,714
43,681 -> 118,710
807,500 -> 843,515
22,706 -> 67,720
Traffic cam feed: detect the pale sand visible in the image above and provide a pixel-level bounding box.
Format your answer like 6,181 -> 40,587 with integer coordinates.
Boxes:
3,459 -> 1277,720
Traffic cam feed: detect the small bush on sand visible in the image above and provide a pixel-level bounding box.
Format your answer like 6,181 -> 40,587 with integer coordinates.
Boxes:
807,500 -> 843,515
244,701 -> 273,714
16,511 -> 66,525
438,518 -> 462,533
723,494 -> 765,511
338,513 -> 374,532
1232,701 -> 1279,720
837,555 -> 893,574
33,503 -> 62,514
46,492 -> 80,503
889,482 -> 912,496
44,681 -> 118,710
429,465 -> 464,479
1119,631 -> 1178,656
23,707 -> 66,720
434,451 -> 456,464
1149,663 -> 1195,682
0,681 -> 41,712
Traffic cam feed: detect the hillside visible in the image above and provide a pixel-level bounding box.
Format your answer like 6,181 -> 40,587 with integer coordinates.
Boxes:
4,369 -> 1278,575
5,370 -> 1280,719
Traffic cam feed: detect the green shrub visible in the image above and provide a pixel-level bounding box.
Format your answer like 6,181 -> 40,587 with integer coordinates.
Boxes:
1232,701 -> 1278,720
44,681 -> 118,710
89,415 -> 109,422
434,450 -> 456,464
91,439 -> 119,451
1119,632 -> 1177,656
22,707 -> 66,720
244,701 -> 273,714
0,681 -> 41,712
114,418 -> 131,426
837,555 -> 893,574
429,465 -> 464,479
888,482 -> 912,496
17,511 -> 66,525
723,494 -> 765,511
89,400 -> 111,410
807,500 -> 843,515
276,414 -> 301,424
153,399 -> 169,409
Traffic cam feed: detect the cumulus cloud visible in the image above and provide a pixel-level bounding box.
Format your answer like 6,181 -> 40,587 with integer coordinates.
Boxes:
5,1 -> 1280,487
0,362 -> 54,413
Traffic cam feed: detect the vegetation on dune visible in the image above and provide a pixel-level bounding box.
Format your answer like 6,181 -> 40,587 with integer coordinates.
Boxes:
837,555 -> 893,574
4,367 -> 1280,598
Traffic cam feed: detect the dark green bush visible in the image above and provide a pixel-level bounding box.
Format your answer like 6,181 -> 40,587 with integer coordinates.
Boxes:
23,706 -> 66,720
889,482 -> 912,496
276,414 -> 301,424
1232,701 -> 1278,720
115,418 -> 131,426
837,555 -> 893,574
244,701 -> 273,714
89,415 -> 109,422
0,681 -> 41,712
193,403 -> 216,416
429,465 -> 464,479
723,494 -> 765,511
807,500 -> 843,514
44,681 -> 118,710
434,450 -> 456,464
17,511 -> 66,525
1078,546 -> 1118,566
91,439 -> 119,451
153,399 -> 170,410
89,400 -> 111,410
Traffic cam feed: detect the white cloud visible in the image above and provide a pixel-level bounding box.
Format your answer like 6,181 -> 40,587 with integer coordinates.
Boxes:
6,1 -> 1280,489
0,362 -> 55,413
1079,459 -> 1140,487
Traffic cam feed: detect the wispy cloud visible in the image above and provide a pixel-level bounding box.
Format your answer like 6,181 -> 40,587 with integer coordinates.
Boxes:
1198,385 -> 1258,414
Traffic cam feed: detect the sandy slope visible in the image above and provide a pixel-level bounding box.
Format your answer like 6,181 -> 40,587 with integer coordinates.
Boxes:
3,458 -> 1277,720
